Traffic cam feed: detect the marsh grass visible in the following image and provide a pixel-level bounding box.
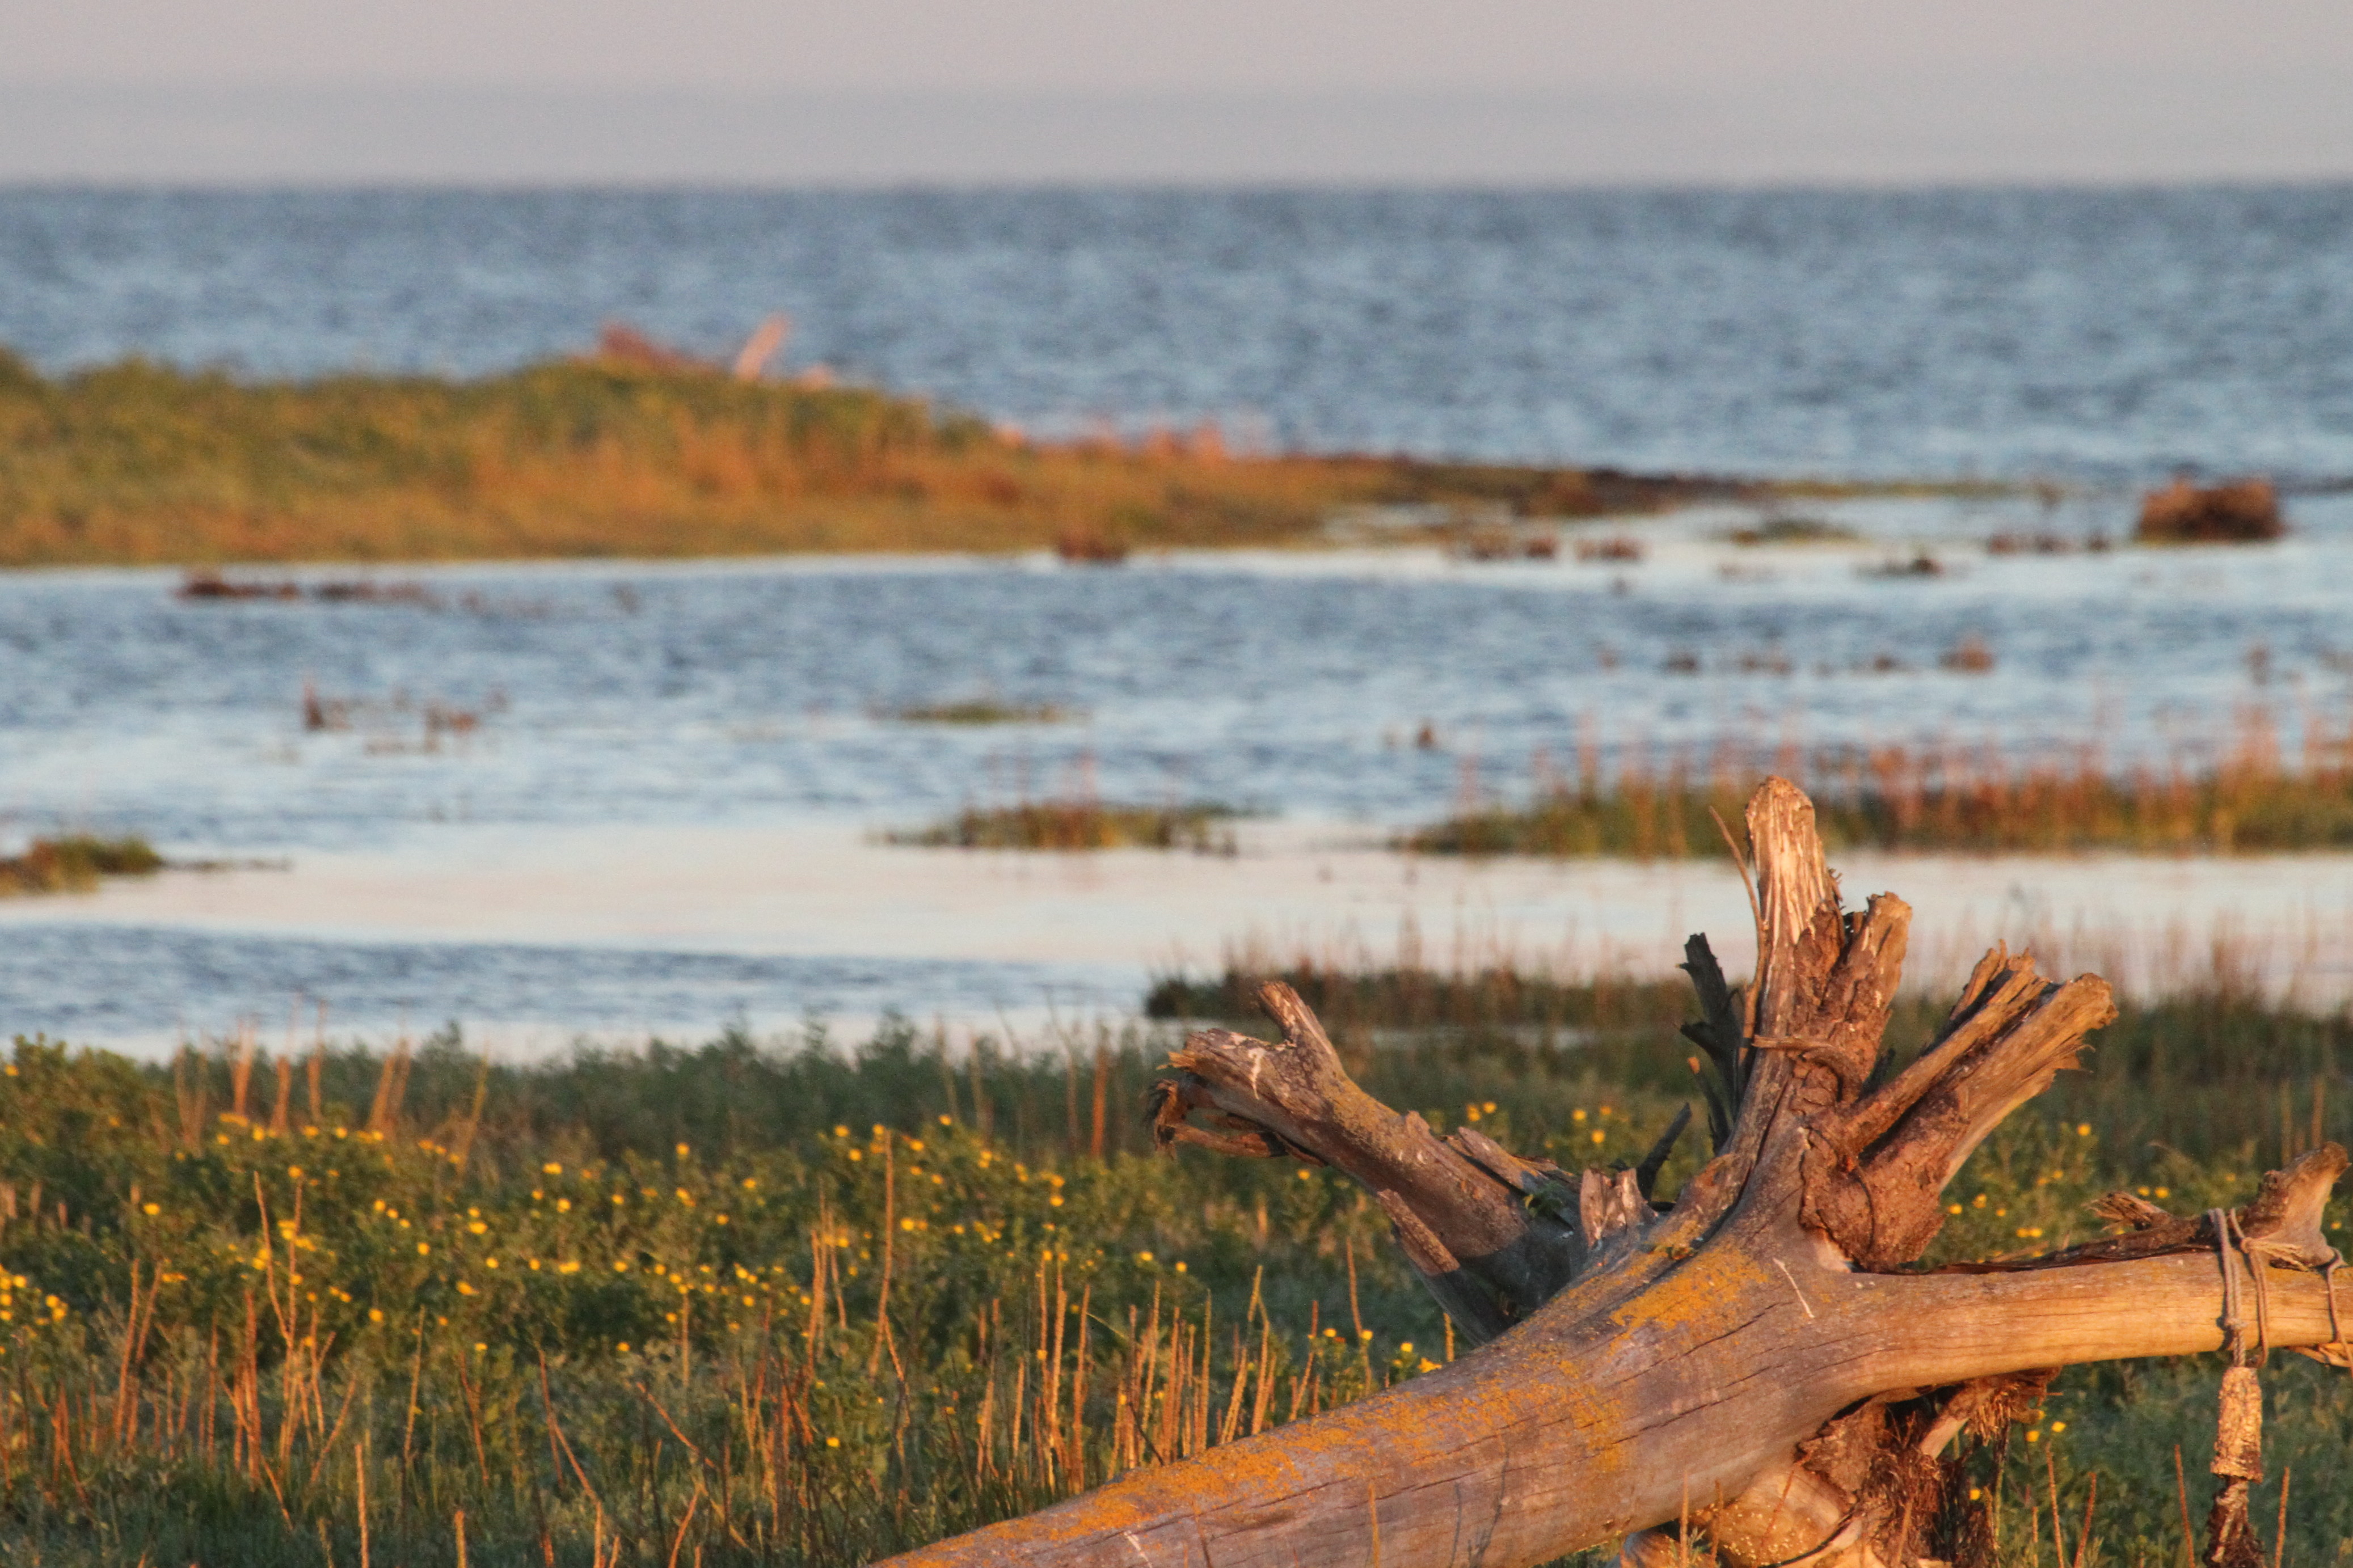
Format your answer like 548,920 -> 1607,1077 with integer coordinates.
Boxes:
0,961 -> 2346,1565
0,835 -> 163,897
1411,713 -> 2353,857
0,1023 -> 1516,1566
889,800 -> 1245,853
0,349 -> 1715,567
1151,941 -> 2351,1168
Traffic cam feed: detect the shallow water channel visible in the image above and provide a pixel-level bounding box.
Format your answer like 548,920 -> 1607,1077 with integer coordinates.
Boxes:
5,493 -> 2353,1050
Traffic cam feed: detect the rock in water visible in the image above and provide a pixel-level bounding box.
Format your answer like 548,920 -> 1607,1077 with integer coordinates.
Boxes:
2136,478 -> 2284,543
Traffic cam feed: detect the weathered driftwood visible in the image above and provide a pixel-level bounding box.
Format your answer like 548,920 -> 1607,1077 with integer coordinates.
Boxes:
883,779 -> 2349,1568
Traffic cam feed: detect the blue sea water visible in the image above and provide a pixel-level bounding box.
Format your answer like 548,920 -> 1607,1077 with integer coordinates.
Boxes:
6,185 -> 2353,1047
3,185 -> 2352,482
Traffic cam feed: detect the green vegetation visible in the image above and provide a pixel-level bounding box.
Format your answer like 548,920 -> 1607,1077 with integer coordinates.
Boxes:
1409,740 -> 2353,857
1727,514 -> 1860,546
0,834 -> 163,896
889,800 -> 1245,852
0,348 -> 1726,566
0,956 -> 2345,1565
1153,953 -> 2352,1163
885,699 -> 1079,726
1148,962 -> 1692,1050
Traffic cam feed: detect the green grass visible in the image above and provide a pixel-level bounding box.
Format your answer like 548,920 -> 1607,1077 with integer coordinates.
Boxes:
0,835 -> 163,897
0,965 -> 2345,1565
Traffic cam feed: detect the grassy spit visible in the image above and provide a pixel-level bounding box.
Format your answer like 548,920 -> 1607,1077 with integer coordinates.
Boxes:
0,960 -> 2346,1566
1411,725 -> 2353,857
0,349 -> 1736,566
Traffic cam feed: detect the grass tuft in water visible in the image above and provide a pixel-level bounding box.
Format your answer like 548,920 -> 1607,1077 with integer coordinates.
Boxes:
0,835 -> 164,896
1410,720 -> 2353,857
891,800 -> 1246,852
886,699 -> 1081,725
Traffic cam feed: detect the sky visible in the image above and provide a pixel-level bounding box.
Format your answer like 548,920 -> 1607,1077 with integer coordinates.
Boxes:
3,0 -> 2351,183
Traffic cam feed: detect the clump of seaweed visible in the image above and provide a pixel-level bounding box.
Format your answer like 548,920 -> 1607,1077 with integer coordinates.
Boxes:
302,682 -> 502,746
1054,528 -> 1132,564
182,570 -> 438,606
1449,522 -> 1559,561
1939,633 -> 1997,673
1572,534 -> 1645,563
1859,551 -> 1945,578
1987,529 -> 2110,555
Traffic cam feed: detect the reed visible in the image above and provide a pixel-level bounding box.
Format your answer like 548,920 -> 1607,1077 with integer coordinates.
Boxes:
0,349 -> 1717,567
1409,713 -> 2353,857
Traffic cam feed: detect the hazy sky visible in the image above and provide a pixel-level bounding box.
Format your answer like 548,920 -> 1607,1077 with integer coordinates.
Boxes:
4,1 -> 2351,181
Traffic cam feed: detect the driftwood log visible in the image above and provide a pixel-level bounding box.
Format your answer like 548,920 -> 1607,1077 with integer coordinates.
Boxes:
885,779 -> 2349,1568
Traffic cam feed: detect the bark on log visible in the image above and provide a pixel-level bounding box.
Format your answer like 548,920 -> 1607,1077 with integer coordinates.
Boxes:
883,779 -> 2349,1568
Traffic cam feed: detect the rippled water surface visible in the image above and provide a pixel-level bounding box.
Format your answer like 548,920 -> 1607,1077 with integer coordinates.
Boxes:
4,503 -> 2351,853
3,502 -> 2352,1046
6,187 -> 2353,480
9,185 -> 2353,1047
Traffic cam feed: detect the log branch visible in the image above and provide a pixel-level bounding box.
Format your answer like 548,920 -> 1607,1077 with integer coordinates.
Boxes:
1150,978 -> 1586,1335
884,778 -> 2348,1568
887,1248 -> 2349,1568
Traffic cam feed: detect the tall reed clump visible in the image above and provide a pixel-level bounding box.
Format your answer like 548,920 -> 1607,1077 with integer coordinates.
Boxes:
0,348 -> 1716,567
0,998 -> 2344,1565
1410,712 -> 2353,857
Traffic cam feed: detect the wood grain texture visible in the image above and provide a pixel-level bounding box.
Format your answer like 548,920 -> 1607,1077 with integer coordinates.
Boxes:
881,1248 -> 2347,1567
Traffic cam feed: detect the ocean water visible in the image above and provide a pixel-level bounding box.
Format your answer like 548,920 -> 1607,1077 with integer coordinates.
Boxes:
4,506 -> 2352,855
3,186 -> 2353,482
5,503 -> 2353,1047
0,923 -> 1118,1056
6,185 -> 2353,1049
